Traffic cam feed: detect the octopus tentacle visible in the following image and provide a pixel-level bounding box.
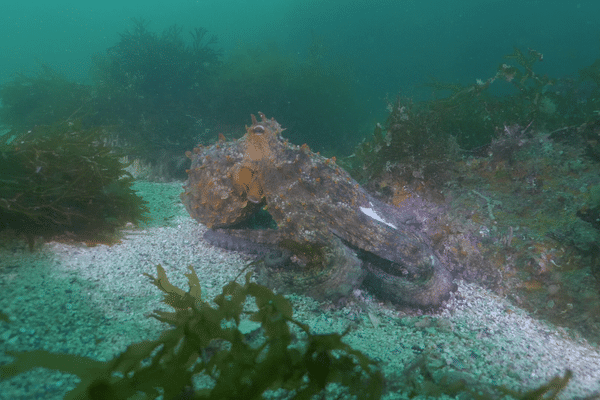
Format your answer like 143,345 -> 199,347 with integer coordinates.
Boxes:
203,229 -> 291,267
254,235 -> 366,302
182,113 -> 456,308
360,251 -> 455,308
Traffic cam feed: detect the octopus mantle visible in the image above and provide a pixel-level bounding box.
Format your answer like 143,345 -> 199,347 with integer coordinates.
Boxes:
181,113 -> 455,307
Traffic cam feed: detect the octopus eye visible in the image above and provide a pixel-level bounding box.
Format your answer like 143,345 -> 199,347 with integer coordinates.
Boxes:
253,125 -> 265,134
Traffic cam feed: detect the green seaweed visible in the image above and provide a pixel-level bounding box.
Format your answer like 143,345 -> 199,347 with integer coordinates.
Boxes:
0,65 -> 92,131
94,17 -> 221,105
345,47 -> 600,185
347,97 -> 459,184
391,353 -> 573,400
0,119 -> 149,247
0,311 -> 9,323
0,265 -> 383,399
0,265 -> 580,399
86,18 -> 223,179
500,370 -> 573,400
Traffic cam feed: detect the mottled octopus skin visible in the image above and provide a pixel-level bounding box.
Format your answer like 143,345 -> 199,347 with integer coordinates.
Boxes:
203,229 -> 291,268
181,113 -> 455,307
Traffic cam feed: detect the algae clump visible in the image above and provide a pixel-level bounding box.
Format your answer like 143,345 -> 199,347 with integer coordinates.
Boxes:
0,119 -> 149,247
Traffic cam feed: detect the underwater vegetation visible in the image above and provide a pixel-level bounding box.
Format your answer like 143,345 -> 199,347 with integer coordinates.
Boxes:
345,98 -> 460,187
0,265 -> 575,400
336,46 -> 600,345
87,18 -> 223,179
0,19 -> 365,179
578,183 -> 600,231
0,65 -> 92,132
345,47 -> 600,185
96,18 -> 221,104
0,23 -> 599,397
0,119 -> 148,248
2,29 -> 599,182
0,266 -> 384,400
0,18 -> 223,181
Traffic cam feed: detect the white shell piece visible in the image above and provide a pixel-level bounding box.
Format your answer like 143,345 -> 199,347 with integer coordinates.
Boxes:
359,203 -> 398,229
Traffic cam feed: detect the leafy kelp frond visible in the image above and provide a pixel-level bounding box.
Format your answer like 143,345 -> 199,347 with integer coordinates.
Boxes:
0,265 -> 580,399
0,265 -> 384,400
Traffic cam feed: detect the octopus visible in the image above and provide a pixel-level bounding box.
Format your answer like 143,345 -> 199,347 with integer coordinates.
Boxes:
181,113 -> 455,308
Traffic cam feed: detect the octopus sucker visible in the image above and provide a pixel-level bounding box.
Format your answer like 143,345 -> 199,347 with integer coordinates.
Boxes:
181,113 -> 455,307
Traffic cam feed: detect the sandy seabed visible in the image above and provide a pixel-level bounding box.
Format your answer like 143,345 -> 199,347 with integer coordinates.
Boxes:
0,181 -> 599,399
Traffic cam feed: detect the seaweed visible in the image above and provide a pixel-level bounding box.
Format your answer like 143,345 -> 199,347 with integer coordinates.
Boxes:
0,65 -> 92,131
347,97 -> 459,185
88,18 -> 223,179
0,119 -> 149,247
0,311 -> 9,323
500,370 -> 573,400
388,353 -> 573,400
0,265 -> 580,399
0,265 -> 384,399
344,47 -> 600,186
100,17 -> 221,102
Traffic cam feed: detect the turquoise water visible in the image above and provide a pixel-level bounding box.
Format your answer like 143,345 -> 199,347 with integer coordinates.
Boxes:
2,1 -> 600,398
2,0 -> 597,97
